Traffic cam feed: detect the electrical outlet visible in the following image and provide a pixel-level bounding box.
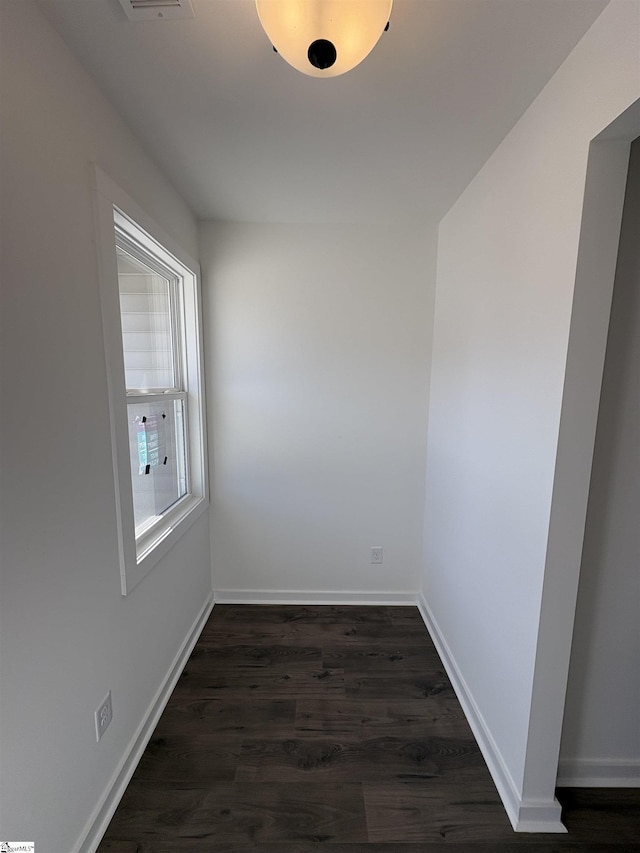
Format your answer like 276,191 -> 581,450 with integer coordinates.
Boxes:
371,546 -> 383,564
95,691 -> 112,742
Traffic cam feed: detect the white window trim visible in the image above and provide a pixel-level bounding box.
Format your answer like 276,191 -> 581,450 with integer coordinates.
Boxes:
92,166 -> 208,595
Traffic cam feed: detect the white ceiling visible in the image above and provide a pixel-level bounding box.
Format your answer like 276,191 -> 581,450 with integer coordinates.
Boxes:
36,0 -> 609,224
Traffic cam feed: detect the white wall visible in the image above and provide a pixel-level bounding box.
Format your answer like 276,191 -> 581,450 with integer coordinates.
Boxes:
0,2 -> 212,849
200,222 -> 434,600
421,0 -> 640,831
559,138 -> 640,786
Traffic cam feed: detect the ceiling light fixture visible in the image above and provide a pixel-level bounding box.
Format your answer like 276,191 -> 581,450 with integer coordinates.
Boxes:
255,0 -> 393,78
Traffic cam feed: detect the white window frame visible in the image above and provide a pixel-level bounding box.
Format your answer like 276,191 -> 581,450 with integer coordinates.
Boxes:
93,167 -> 208,594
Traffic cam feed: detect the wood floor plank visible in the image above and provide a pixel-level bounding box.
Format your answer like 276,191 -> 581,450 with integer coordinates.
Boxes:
200,622 -> 407,645
205,604 -> 394,625
556,788 -> 640,844
345,671 -> 455,701
323,643 -> 443,672
126,732 -> 240,784
101,781 -> 368,845
295,697 -> 469,738
234,734 -> 486,783
185,642 -> 322,667
363,782 -> 524,843
173,664 -> 346,698
200,605 -> 406,646
153,698 -> 296,738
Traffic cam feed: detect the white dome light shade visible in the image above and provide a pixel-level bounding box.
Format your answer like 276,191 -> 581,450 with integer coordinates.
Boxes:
256,0 -> 394,78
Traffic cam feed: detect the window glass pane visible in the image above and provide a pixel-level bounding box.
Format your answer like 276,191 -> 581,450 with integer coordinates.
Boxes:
117,248 -> 176,391
127,399 -> 187,533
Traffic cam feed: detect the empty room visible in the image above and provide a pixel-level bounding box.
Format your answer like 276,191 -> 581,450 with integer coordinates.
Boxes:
1,1 -> 639,850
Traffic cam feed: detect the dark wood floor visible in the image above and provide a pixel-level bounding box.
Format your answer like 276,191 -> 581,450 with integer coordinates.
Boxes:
97,605 -> 640,852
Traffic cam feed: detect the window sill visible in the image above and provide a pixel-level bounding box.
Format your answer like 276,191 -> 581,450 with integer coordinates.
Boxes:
123,494 -> 209,595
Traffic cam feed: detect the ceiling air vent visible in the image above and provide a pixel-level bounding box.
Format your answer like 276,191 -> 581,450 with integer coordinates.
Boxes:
118,0 -> 195,21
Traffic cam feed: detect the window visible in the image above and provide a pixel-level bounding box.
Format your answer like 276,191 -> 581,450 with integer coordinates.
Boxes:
116,225 -> 189,537
94,169 -> 207,594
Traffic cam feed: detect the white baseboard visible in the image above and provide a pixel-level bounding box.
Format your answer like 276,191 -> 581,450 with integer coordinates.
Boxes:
416,592 -> 566,833
75,593 -> 215,853
557,758 -> 640,787
213,589 -> 418,606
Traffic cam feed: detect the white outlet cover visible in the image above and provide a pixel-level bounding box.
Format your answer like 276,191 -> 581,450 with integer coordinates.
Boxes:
95,690 -> 113,742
